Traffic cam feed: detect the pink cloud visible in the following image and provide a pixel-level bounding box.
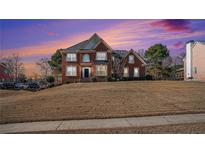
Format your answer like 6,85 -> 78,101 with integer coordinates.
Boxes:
0,32 -> 91,58
1,20 -> 205,77
47,31 -> 57,36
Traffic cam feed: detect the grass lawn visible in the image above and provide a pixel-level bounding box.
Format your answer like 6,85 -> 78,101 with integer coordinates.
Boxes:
0,81 -> 205,124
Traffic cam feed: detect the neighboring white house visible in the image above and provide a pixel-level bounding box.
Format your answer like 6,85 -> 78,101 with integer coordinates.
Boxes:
184,41 -> 205,80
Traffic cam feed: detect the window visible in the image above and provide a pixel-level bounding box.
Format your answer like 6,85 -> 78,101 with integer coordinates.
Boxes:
134,67 -> 139,77
96,65 -> 107,76
129,55 -> 134,63
67,53 -> 77,62
112,56 -> 115,61
194,67 -> 197,74
124,67 -> 129,77
83,54 -> 90,62
4,69 -> 9,74
66,66 -> 77,76
96,52 -> 107,60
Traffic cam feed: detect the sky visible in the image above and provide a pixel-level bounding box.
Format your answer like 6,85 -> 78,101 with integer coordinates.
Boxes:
0,19 -> 205,76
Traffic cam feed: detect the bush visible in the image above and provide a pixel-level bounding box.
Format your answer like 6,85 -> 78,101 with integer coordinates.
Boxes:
48,83 -> 55,88
46,76 -> 55,83
145,75 -> 153,80
107,76 -> 113,82
91,76 -> 97,82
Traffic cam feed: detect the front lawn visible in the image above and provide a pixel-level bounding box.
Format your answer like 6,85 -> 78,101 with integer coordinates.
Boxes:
0,81 -> 205,124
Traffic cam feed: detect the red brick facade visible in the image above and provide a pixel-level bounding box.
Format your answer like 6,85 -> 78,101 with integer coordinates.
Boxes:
62,43 -> 112,83
123,51 -> 146,78
60,33 -> 146,83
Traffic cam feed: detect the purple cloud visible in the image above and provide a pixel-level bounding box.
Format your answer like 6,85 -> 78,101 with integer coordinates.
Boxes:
151,20 -> 192,32
173,41 -> 185,49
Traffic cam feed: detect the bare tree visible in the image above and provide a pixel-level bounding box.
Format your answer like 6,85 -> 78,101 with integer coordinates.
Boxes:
112,56 -> 127,79
161,56 -> 173,79
170,52 -> 185,80
176,51 -> 186,65
31,71 -> 40,80
0,54 -> 25,81
36,57 -> 51,78
138,49 -> 146,58
162,56 -> 172,68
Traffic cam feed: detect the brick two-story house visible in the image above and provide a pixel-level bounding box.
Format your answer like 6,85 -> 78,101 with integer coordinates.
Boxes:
60,33 -> 146,83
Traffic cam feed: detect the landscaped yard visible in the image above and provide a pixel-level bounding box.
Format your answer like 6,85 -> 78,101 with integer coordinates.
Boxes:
0,81 -> 205,124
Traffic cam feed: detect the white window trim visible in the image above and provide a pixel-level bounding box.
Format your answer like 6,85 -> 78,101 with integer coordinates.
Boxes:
66,66 -> 77,76
83,54 -> 90,62
67,53 -> 77,62
96,52 -> 107,61
96,65 -> 107,76
123,67 -> 129,77
134,67 -> 139,77
128,55 -> 134,64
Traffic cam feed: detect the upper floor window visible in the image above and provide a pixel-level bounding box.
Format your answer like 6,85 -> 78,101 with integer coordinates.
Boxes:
96,52 -> 107,61
67,53 -> 77,62
83,54 -> 90,62
129,55 -> 134,63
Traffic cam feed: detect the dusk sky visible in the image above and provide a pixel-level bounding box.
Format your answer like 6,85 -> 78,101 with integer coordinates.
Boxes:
0,19 -> 205,76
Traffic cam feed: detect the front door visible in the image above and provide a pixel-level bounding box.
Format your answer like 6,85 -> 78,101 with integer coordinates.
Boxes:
84,68 -> 89,78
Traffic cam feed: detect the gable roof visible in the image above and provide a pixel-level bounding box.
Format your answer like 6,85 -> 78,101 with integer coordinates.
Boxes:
195,41 -> 205,46
128,49 -> 147,65
113,49 -> 147,64
191,41 -> 205,49
186,40 -> 205,48
63,33 -> 112,53
113,50 -> 128,58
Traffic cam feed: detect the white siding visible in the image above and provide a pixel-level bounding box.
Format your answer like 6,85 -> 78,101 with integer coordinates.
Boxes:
186,42 -> 192,78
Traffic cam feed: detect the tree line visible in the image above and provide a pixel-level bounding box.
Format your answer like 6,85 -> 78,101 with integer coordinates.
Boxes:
0,44 -> 185,81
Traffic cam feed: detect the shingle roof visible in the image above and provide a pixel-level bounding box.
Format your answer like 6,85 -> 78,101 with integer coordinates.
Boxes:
63,33 -> 111,53
113,49 -> 147,64
64,40 -> 89,52
83,33 -> 102,50
112,50 -> 128,57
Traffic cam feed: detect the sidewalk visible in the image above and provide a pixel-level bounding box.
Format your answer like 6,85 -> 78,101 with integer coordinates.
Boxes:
1,113 -> 205,133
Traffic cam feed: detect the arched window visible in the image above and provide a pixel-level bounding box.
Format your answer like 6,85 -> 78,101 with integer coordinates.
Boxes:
83,54 -> 90,62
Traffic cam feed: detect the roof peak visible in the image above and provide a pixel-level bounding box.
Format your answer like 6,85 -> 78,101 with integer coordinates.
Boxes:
186,40 -> 205,44
129,49 -> 135,52
63,33 -> 112,52
89,33 -> 101,40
